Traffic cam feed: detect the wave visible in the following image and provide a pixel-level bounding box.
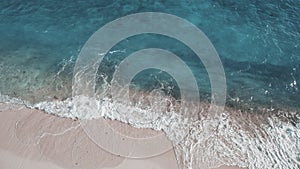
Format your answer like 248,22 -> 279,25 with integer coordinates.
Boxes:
1,91 -> 299,169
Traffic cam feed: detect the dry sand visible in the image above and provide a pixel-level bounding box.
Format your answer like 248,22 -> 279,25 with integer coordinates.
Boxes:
0,102 -> 245,169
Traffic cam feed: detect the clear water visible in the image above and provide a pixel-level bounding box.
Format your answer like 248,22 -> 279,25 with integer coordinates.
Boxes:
1,0 -> 300,169
1,0 -> 299,108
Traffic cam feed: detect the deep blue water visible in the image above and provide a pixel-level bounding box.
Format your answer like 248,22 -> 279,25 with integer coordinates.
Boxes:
0,0 -> 300,109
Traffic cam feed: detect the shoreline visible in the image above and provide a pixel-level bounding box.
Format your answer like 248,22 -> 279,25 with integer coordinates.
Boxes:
0,62 -> 299,169
0,102 -> 247,169
1,91 -> 300,168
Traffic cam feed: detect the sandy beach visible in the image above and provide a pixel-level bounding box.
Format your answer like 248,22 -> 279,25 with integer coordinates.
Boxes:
0,102 -> 245,169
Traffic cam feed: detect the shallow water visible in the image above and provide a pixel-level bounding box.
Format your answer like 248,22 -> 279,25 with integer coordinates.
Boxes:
1,0 -> 299,108
1,0 -> 300,169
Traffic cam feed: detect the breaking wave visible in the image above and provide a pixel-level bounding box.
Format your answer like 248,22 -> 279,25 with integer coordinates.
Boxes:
1,89 -> 299,169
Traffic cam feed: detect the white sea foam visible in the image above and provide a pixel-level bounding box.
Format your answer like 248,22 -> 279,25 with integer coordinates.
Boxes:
1,93 -> 299,169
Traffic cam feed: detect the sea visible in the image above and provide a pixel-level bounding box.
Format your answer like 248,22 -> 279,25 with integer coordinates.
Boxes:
0,0 -> 300,169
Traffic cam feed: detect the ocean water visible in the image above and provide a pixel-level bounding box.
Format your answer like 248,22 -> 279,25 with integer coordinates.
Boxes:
1,0 -> 299,108
1,0 -> 300,169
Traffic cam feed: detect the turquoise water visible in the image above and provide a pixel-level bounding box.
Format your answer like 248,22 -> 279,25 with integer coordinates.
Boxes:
1,1 -> 300,169
0,0 -> 299,108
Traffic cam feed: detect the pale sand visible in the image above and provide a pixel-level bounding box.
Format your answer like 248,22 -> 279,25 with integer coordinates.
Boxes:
0,103 -> 245,169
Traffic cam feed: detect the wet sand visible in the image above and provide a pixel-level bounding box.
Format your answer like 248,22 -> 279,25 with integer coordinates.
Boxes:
0,102 -> 245,169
